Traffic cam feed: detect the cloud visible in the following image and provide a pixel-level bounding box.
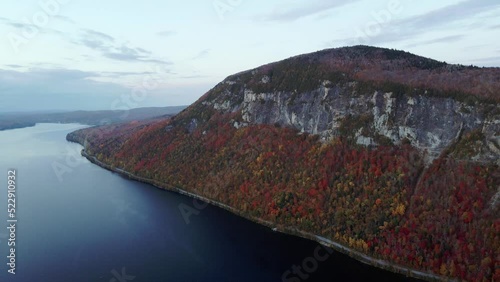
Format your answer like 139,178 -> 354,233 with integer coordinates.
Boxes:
157,30 -> 176,37
0,16 -> 63,36
77,29 -> 171,65
178,74 -> 209,79
404,35 -> 465,48
397,0 -> 499,30
334,0 -> 500,46
0,68 -> 129,112
82,29 -> 115,42
53,15 -> 76,24
100,71 -> 155,77
136,47 -> 152,55
462,56 -> 500,67
4,64 -> 23,68
260,0 -> 360,22
28,68 -> 97,80
1,18 -> 171,65
191,49 -> 211,60
0,67 -> 210,112
0,16 -> 40,32
396,0 -> 496,43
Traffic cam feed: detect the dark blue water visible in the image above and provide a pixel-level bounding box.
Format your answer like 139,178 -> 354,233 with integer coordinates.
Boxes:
0,124 -> 420,282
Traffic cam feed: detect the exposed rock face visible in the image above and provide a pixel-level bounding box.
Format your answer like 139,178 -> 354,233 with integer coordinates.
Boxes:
201,79 -> 499,163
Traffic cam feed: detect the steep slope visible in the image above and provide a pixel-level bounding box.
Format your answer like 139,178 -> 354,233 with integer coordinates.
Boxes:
68,46 -> 500,281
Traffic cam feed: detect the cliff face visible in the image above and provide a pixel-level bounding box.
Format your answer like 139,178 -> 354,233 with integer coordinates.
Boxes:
202,79 -> 499,162
69,46 -> 500,281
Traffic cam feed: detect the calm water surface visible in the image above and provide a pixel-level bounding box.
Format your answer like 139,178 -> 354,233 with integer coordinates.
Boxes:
0,124 -> 420,282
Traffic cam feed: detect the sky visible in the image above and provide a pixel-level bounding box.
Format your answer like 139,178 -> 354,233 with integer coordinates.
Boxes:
0,0 -> 499,112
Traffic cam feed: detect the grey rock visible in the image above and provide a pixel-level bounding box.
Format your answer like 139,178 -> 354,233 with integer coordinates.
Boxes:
201,79 -> 499,163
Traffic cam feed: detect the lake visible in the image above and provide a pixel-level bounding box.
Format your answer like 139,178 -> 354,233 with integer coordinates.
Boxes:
0,123 -> 420,282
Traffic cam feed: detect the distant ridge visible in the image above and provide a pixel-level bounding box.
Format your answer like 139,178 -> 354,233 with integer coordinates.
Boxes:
0,106 -> 187,131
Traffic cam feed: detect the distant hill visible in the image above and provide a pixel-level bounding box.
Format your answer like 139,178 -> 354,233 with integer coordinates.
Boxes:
68,46 -> 499,281
0,106 -> 187,131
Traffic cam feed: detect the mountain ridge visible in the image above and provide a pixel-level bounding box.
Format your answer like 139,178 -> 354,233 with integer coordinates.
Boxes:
224,45 -> 498,102
178,45 -> 499,162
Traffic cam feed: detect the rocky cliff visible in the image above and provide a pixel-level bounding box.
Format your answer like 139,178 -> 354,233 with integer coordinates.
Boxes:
204,81 -> 498,162
195,46 -> 500,163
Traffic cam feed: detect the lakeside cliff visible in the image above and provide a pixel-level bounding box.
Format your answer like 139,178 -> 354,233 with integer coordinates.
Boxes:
68,46 -> 500,281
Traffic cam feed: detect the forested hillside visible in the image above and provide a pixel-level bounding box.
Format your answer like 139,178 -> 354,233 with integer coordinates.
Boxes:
68,46 -> 499,281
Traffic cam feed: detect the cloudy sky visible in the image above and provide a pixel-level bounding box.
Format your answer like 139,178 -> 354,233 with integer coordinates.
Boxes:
0,0 -> 499,112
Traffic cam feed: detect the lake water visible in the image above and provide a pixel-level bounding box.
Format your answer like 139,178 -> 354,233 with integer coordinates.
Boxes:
0,123 -> 420,282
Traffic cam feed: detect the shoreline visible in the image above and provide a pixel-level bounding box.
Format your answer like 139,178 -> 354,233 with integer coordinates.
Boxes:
79,148 -> 448,282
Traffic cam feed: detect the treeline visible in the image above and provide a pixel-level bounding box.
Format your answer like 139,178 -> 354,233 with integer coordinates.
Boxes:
225,46 -> 500,103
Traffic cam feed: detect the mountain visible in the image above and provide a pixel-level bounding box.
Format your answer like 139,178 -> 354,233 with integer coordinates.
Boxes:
68,46 -> 499,281
0,106 -> 187,131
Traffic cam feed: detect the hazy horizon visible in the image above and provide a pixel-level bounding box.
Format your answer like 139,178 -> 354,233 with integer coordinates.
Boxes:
0,105 -> 189,114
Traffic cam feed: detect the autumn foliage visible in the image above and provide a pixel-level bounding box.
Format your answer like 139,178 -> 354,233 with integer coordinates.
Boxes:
67,46 -> 500,281
69,109 -> 499,281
